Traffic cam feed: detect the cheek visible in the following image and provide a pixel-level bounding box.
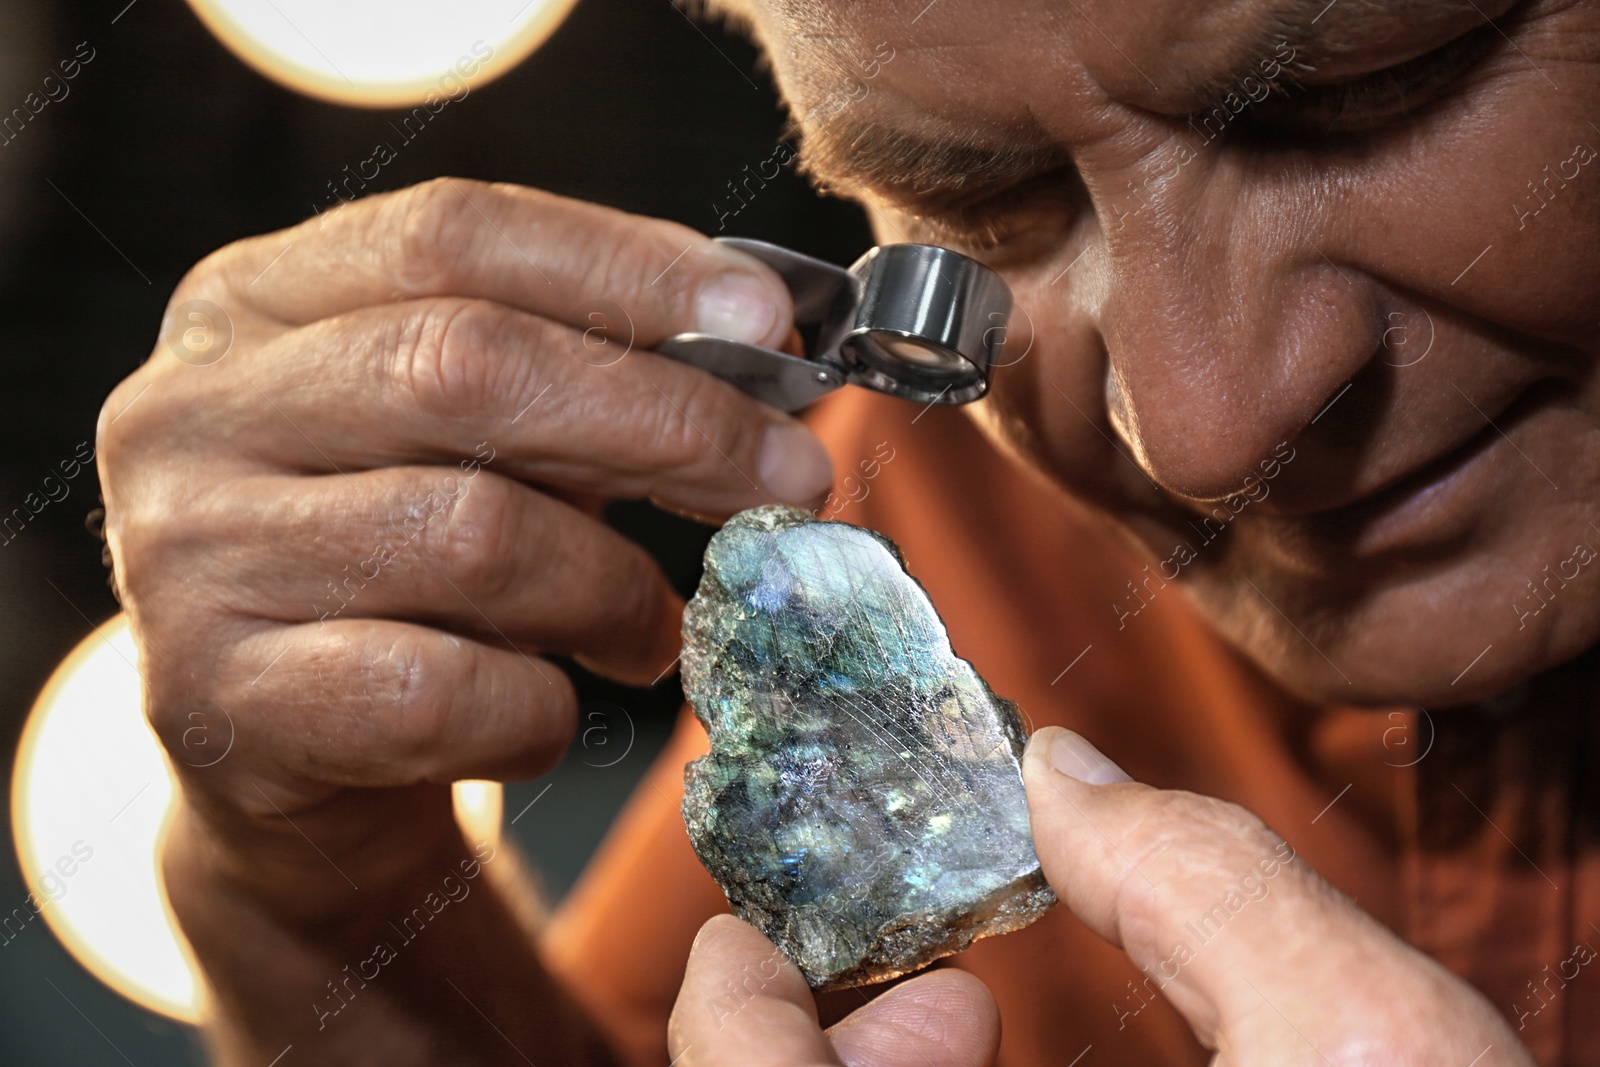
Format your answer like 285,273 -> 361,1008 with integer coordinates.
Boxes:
1334,49 -> 1600,348
1457,413 -> 1600,686
1188,406 -> 1600,705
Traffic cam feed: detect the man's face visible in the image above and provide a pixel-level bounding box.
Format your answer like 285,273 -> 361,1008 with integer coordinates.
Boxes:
739,0 -> 1600,707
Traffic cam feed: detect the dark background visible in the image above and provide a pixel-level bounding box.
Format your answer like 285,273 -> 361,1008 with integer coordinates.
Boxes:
0,0 -> 869,1061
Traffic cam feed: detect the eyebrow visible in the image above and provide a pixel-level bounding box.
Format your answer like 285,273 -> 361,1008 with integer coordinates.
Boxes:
792,116 -> 1066,209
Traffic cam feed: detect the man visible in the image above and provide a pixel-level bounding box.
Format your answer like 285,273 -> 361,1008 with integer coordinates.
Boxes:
94,0 -> 1597,1061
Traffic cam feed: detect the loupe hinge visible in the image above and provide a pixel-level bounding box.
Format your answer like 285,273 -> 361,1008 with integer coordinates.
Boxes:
653,334 -> 848,413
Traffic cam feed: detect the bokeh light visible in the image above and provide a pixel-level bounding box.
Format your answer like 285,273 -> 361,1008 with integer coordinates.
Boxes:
183,0 -> 582,107
11,614 -> 503,1023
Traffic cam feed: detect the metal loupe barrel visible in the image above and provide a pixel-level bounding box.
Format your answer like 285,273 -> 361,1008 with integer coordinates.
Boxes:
838,244 -> 1013,405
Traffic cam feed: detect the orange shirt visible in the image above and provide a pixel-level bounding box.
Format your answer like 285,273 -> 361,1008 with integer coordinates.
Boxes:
545,387 -> 1600,1066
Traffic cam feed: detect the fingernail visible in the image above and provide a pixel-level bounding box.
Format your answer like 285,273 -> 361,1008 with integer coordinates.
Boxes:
1047,728 -> 1133,786
696,271 -> 781,345
759,422 -> 834,504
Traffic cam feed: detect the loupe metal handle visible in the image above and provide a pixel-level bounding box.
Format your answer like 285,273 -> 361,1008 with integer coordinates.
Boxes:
656,239 -> 854,412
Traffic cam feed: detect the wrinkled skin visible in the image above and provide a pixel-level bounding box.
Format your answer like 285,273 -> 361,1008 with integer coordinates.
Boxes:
94,0 -> 1595,1062
738,0 -> 1600,707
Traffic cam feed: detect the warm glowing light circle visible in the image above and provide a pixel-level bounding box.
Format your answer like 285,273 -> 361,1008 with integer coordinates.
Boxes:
12,614 -> 504,1022
183,0 -> 581,108
10,616 -> 199,1022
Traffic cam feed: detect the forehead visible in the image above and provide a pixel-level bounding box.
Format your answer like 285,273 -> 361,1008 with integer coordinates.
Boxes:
740,0 -> 1514,181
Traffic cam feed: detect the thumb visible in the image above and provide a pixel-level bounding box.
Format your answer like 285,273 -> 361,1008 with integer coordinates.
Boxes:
668,916 -> 999,1067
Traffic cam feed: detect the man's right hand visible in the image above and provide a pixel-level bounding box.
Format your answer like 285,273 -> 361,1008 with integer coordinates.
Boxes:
94,178 -> 833,1060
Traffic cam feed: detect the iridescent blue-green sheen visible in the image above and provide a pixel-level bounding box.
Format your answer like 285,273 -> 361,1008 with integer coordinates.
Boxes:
681,505 -> 1055,990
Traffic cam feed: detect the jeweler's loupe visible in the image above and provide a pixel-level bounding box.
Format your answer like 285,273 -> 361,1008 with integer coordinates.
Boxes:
658,238 -> 1012,412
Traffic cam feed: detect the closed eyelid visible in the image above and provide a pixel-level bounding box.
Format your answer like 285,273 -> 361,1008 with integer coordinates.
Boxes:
1240,18 -> 1508,134
1250,0 -> 1519,75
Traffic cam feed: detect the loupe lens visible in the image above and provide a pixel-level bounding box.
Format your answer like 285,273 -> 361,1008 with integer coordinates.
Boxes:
853,331 -> 975,378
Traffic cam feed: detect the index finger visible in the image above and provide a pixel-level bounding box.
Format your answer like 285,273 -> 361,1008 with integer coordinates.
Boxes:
1020,727 -> 1531,1055
1021,730 -> 1302,1040
202,177 -> 794,349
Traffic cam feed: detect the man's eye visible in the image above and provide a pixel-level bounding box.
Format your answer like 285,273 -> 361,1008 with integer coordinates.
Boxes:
1239,21 -> 1505,138
899,167 -> 1088,257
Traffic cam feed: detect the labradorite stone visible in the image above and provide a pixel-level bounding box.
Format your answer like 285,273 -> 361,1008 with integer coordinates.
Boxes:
681,505 -> 1055,990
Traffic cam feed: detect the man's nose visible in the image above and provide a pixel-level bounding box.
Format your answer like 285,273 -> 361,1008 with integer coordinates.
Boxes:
1082,151 -> 1379,501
